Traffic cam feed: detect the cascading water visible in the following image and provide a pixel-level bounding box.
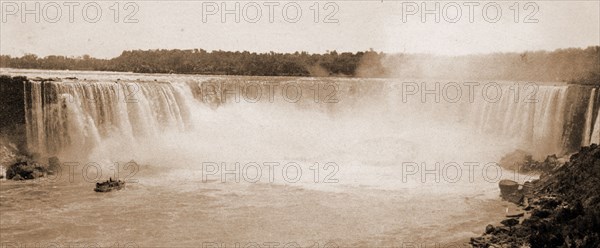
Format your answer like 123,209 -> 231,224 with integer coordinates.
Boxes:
591,107 -> 600,145
24,80 -> 198,160
583,88 -> 597,146
467,84 -> 569,157
18,76 -> 596,161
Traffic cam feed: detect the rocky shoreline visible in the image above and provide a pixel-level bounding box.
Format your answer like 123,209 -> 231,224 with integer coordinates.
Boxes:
471,145 -> 600,247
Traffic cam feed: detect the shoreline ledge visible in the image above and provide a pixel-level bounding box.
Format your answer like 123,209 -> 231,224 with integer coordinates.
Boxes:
471,144 -> 600,247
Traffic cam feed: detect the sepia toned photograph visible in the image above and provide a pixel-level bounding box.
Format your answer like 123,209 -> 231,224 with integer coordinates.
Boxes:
1,1 -> 599,247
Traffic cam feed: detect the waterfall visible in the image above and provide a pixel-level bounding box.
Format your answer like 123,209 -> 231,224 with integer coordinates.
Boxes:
24,80 -> 197,159
466,85 -> 568,157
591,107 -> 600,145
582,88 -> 597,146
17,76 -> 592,160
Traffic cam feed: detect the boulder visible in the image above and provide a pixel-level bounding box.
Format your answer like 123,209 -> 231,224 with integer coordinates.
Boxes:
499,179 -> 519,195
499,150 -> 564,174
504,192 -> 525,205
472,145 -> 600,247
500,218 -> 519,227
6,159 -> 49,180
506,211 -> 525,218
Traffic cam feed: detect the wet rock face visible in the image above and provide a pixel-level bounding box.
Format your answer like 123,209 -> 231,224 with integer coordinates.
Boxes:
0,141 -> 20,179
472,145 -> 600,247
499,179 -> 525,205
499,150 -> 563,174
6,156 -> 62,180
6,159 -> 49,180
0,76 -> 28,153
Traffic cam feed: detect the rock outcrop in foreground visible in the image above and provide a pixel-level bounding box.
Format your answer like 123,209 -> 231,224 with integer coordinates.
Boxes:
499,149 -> 563,174
471,145 -> 600,247
3,156 -> 60,180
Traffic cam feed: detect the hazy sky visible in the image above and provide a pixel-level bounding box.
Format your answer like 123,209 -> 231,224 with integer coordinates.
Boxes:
1,1 -> 599,58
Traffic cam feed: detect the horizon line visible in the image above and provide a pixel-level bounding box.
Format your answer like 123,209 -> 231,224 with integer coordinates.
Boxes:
2,45 -> 599,60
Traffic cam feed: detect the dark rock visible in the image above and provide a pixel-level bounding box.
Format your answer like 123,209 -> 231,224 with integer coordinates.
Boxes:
538,196 -> 561,210
499,150 -> 564,174
532,209 -> 552,218
485,224 -> 495,234
6,159 -> 48,180
521,216 -> 541,226
504,192 -> 524,205
583,195 -> 600,208
493,226 -> 510,234
470,236 -> 490,247
501,218 -> 520,227
472,145 -> 600,247
555,202 -> 583,222
499,179 -> 519,195
506,211 -> 525,218
521,181 -> 534,197
543,154 -> 561,169
48,156 -> 60,174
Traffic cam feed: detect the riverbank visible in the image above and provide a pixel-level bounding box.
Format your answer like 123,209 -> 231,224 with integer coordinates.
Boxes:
471,144 -> 600,247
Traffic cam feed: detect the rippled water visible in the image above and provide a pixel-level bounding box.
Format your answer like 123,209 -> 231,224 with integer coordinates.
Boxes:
1,167 -> 520,247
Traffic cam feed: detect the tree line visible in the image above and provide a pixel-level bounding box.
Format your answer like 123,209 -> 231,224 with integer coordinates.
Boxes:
0,46 -> 598,84
0,50 -> 378,77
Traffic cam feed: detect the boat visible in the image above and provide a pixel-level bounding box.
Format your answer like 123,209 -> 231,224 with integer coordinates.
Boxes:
94,178 -> 125,192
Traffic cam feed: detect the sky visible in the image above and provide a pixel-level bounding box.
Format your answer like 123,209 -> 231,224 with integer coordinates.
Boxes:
1,1 -> 599,58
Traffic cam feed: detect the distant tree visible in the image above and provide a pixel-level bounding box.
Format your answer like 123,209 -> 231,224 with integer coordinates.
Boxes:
1,47 -> 598,82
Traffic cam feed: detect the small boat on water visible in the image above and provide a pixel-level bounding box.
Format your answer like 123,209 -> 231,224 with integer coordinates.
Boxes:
94,178 -> 125,192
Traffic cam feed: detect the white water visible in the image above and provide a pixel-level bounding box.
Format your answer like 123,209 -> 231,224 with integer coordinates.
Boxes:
582,88 -> 597,146
2,69 -> 595,246
25,80 -> 197,159
21,78 -> 574,163
592,106 -> 600,145
467,84 -> 569,157
15,72 -> 580,193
